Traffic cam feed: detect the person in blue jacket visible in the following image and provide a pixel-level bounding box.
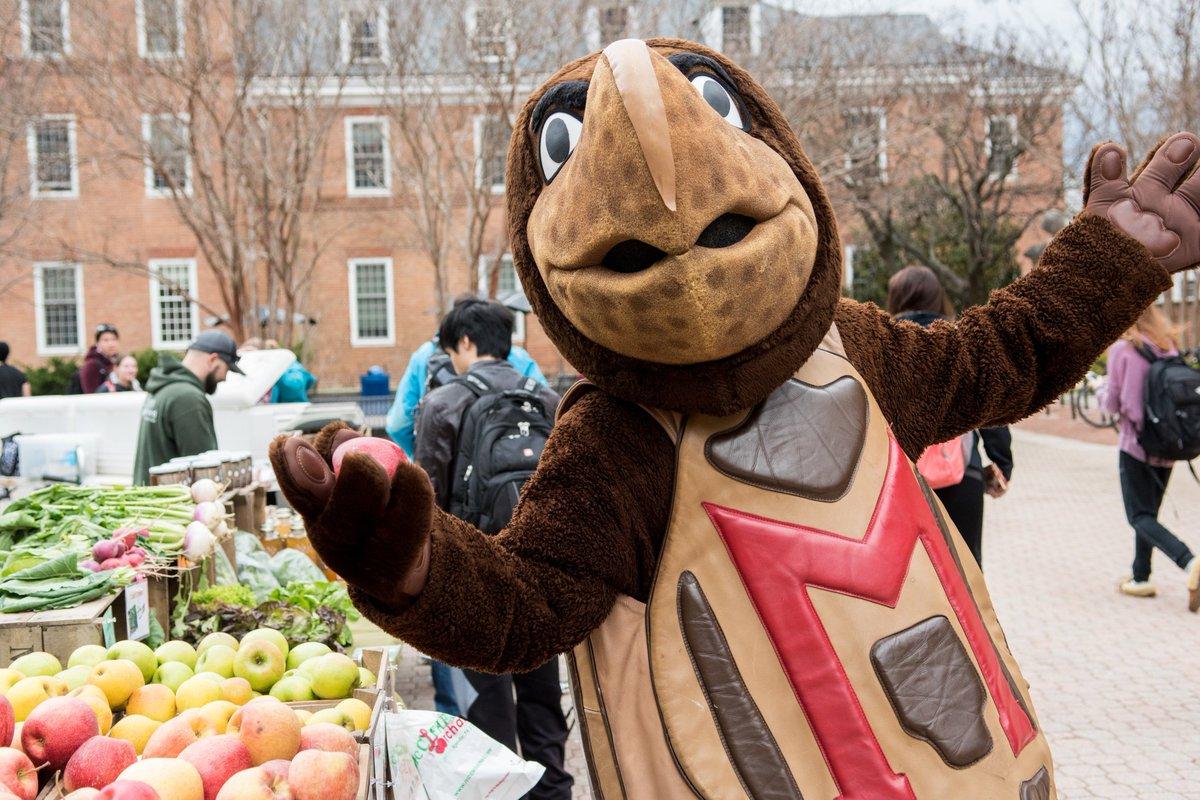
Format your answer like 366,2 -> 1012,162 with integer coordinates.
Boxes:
386,305 -> 547,456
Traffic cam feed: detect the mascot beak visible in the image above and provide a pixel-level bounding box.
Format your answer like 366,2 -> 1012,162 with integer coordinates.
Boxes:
601,39 -> 677,212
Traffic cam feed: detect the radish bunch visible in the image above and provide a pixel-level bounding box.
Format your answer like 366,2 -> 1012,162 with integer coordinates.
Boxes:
83,528 -> 149,573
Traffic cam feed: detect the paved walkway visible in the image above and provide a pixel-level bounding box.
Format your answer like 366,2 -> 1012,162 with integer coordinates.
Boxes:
362,427 -> 1200,799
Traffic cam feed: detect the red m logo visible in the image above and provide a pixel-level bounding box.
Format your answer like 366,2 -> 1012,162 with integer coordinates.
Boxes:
705,437 -> 1035,800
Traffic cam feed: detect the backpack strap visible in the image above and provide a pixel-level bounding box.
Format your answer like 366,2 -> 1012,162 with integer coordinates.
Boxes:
451,372 -> 494,398
521,377 -> 538,394
557,379 -> 683,445
1134,343 -> 1158,364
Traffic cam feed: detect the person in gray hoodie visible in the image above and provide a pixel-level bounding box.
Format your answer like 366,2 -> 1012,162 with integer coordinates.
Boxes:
132,331 -> 242,484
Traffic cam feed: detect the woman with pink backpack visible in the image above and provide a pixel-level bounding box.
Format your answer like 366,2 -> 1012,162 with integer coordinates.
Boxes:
888,266 -> 1013,567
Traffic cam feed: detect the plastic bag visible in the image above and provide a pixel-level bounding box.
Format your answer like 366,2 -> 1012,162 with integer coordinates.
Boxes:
269,548 -> 326,585
385,710 -> 545,800
235,548 -> 281,601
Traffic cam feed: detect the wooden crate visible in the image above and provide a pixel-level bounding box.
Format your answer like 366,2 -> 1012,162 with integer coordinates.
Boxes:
0,593 -> 126,665
285,647 -> 395,712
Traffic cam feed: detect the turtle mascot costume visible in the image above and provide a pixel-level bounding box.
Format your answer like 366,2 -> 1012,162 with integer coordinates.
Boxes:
273,39 -> 1200,799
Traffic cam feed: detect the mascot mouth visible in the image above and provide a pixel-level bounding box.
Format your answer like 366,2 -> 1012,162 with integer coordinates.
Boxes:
602,213 -> 758,274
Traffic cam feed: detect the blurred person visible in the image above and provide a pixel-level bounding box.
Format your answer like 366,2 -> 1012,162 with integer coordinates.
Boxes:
96,355 -> 142,393
0,342 -> 30,399
386,294 -> 547,456
1103,305 -> 1200,609
888,266 -> 1013,567
72,323 -> 120,393
132,331 -> 243,484
271,360 -> 317,403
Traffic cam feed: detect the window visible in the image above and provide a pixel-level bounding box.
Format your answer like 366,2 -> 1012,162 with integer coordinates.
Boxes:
345,117 -> 391,196
21,0 -> 69,57
476,115 -> 511,191
471,4 -> 509,63
349,258 -> 395,346
149,259 -> 199,348
143,114 -> 190,196
28,116 -> 77,197
136,0 -> 183,57
477,254 -> 526,340
843,108 -> 887,184
721,5 -> 751,54
34,262 -> 84,355
341,4 -> 388,64
598,5 -> 628,43
986,114 -> 1019,179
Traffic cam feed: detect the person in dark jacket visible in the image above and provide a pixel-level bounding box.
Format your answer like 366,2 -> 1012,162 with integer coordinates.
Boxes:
77,323 -> 120,394
132,331 -> 242,484
888,266 -> 1014,567
0,343 -> 30,399
414,299 -> 569,800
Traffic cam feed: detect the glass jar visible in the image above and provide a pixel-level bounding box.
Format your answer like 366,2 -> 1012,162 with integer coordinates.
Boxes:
190,458 -> 222,485
148,464 -> 189,486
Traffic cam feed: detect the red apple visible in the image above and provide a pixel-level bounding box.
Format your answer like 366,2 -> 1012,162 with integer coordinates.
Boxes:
64,736 -> 137,791
299,723 -> 357,759
288,751 -> 357,800
96,782 -> 161,800
0,748 -> 37,800
179,735 -> 253,800
0,699 -> 13,754
331,437 -> 406,477
258,761 -> 289,782
21,697 -> 99,772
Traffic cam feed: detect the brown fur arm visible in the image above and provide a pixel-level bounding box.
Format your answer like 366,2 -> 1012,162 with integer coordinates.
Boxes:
837,214 -> 1172,459
349,390 -> 675,673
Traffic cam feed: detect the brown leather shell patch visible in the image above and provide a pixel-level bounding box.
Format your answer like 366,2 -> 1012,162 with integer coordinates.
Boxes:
705,376 -> 867,501
870,615 -> 993,768
1020,766 -> 1052,800
677,571 -> 803,800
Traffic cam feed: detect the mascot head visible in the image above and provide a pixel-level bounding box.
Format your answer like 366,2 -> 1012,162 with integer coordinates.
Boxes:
508,37 -> 843,416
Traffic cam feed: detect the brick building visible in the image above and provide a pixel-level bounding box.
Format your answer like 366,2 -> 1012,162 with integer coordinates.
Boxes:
0,0 -> 1071,389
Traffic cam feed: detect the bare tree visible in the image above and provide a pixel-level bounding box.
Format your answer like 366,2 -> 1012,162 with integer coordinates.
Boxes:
70,0 -> 351,345
838,32 -> 1071,307
1071,0 -> 1200,344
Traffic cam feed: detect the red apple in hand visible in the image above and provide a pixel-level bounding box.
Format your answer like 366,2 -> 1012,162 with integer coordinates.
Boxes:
0,748 -> 37,800
331,437 -> 406,478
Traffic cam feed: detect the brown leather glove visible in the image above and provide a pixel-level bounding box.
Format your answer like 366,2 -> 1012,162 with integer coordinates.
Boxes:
268,422 -> 432,606
1083,131 -> 1200,273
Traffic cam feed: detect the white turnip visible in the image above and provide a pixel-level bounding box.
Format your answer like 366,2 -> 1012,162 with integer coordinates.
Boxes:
190,479 -> 221,504
183,521 -> 216,562
193,501 -> 225,530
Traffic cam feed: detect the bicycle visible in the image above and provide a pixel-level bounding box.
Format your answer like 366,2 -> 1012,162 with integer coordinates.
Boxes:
1070,370 -> 1116,429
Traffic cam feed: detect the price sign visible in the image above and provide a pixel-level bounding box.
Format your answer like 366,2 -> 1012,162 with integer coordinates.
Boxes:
124,582 -> 151,641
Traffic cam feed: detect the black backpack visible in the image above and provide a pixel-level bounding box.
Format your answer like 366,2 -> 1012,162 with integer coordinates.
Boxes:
425,352 -> 457,395
448,373 -> 553,534
1136,346 -> 1200,462
66,369 -> 84,395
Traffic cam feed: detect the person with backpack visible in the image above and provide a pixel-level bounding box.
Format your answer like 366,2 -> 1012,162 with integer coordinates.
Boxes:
888,266 -> 1013,567
1103,305 -> 1200,609
413,298 -> 570,800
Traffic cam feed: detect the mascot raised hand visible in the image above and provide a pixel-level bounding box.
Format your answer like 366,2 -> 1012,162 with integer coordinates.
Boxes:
273,38 -> 1198,799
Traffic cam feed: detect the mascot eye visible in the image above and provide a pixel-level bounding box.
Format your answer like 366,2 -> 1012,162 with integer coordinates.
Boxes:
690,75 -> 747,131
539,111 -> 583,182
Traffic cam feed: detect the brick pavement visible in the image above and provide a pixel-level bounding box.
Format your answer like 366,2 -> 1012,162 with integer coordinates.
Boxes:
361,428 -> 1200,799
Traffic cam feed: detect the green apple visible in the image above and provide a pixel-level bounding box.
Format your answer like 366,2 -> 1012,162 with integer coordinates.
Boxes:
68,645 -> 109,669
285,642 -> 331,671
55,665 -> 92,691
358,667 -> 376,689
240,628 -> 290,659
152,661 -> 194,692
196,632 -> 239,655
107,641 -> 158,683
268,674 -> 313,702
154,640 -> 198,669
299,653 -> 359,700
233,640 -> 285,693
195,645 -> 237,679
11,652 -> 62,677
193,671 -> 226,683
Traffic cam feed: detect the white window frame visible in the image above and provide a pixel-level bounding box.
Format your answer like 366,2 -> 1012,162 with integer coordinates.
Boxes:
348,257 -> 396,347
842,244 -> 856,291
33,261 -> 85,356
27,114 -> 78,198
339,3 -> 390,65
476,255 -> 526,341
148,258 -> 200,349
474,114 -> 509,193
985,113 -> 1020,180
586,4 -> 636,50
20,0 -> 70,58
708,3 -> 760,56
843,107 -> 888,184
344,116 -> 392,197
136,0 -> 185,58
466,3 -> 514,64
142,113 -> 192,198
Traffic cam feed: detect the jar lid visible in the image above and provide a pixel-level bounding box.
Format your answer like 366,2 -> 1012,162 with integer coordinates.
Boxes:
148,464 -> 181,474
190,458 -> 222,468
